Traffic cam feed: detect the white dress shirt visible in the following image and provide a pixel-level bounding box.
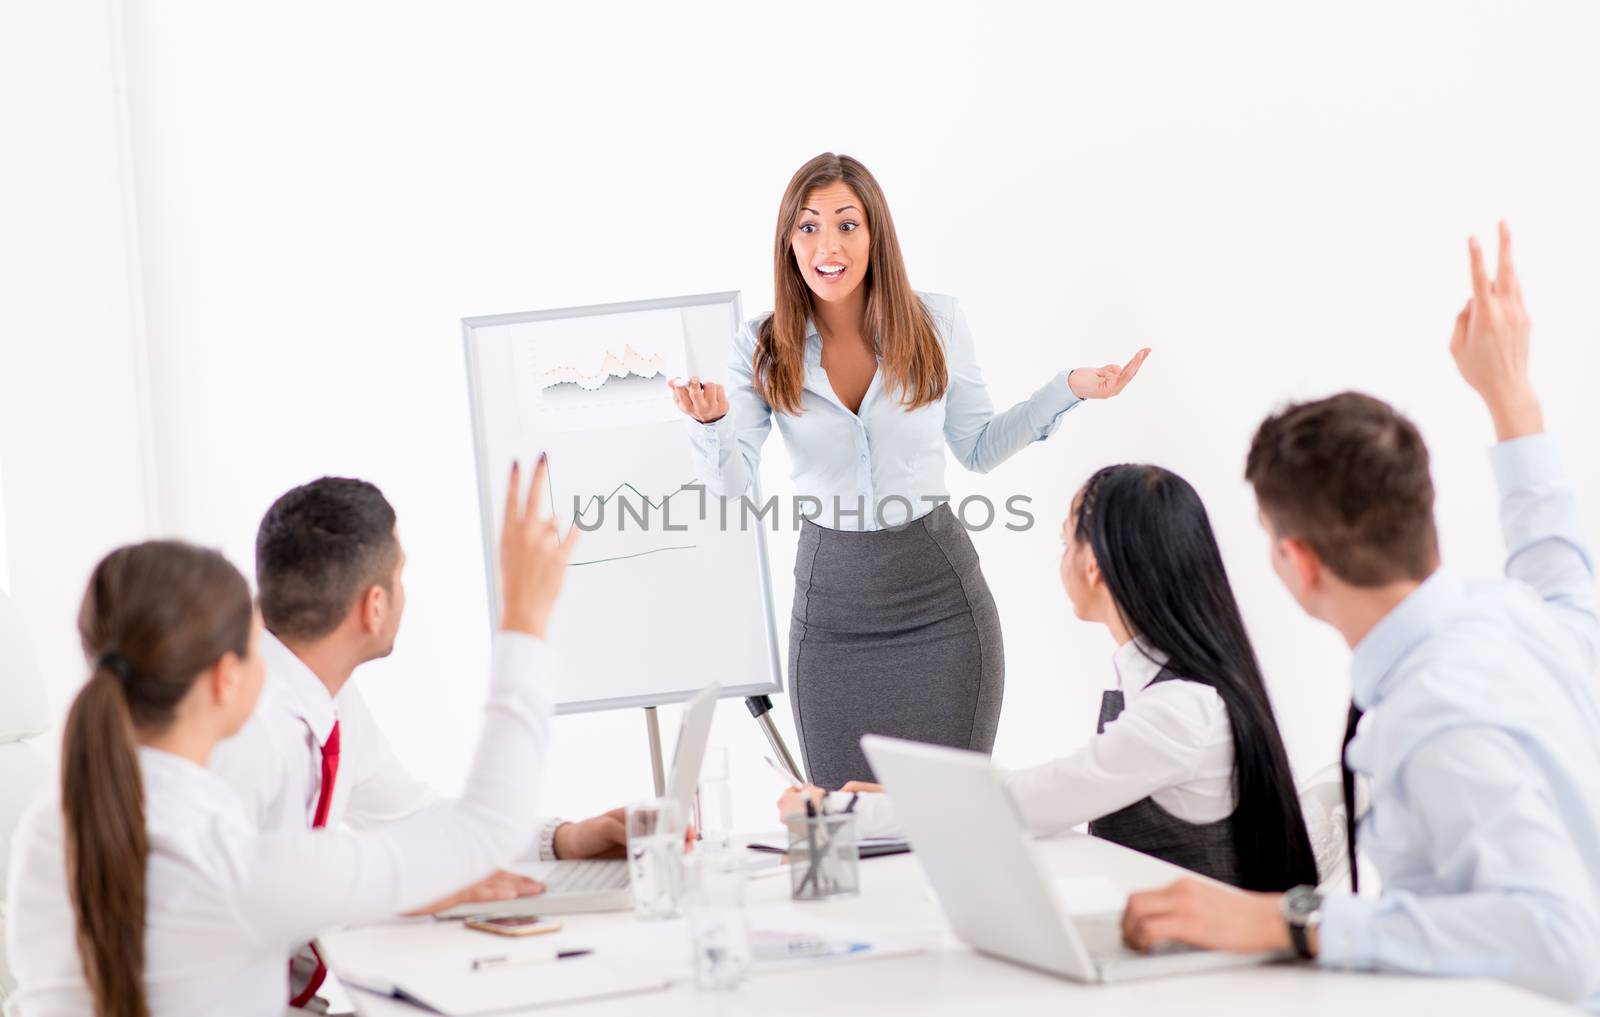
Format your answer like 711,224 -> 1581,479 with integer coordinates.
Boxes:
4,632 -> 552,1017
210,632 -> 564,854
688,293 -> 1082,530
838,639 -> 1236,838
1317,435 -> 1600,1010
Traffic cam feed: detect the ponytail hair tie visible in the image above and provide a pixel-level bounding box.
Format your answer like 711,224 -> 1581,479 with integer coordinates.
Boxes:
97,652 -> 136,685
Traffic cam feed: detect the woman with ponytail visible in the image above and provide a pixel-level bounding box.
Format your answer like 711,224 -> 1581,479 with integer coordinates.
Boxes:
5,459 -> 576,1016
783,464 -> 1319,893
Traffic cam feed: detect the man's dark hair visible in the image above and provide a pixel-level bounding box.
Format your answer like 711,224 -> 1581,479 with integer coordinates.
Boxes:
1245,392 -> 1439,587
256,477 -> 399,641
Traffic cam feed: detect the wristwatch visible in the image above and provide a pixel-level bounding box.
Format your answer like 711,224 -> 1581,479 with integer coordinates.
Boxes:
1280,885 -> 1323,960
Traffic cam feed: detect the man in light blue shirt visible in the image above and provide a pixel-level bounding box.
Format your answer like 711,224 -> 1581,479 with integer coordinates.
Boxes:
1120,222 -> 1600,1010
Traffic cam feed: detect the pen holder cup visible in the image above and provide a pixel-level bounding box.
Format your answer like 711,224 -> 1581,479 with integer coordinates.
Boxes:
786,811 -> 861,901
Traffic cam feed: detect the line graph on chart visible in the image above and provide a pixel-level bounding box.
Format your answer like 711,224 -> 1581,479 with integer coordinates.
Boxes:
543,422 -> 704,568
539,344 -> 667,391
515,307 -> 691,433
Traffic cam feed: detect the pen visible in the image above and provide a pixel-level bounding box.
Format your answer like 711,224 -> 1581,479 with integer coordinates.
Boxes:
470,949 -> 593,971
798,799 -> 822,895
765,754 -> 802,787
843,792 -> 860,814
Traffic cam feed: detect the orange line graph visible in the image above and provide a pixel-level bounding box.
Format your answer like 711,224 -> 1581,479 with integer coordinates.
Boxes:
540,344 -> 667,392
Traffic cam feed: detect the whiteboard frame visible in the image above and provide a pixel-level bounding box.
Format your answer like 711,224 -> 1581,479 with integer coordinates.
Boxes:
461,291 -> 784,714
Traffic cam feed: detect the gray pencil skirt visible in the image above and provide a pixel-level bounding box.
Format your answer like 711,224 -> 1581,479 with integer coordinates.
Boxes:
788,503 -> 1005,789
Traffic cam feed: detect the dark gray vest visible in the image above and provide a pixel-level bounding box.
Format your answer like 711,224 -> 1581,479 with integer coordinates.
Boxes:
1085,669 -> 1245,888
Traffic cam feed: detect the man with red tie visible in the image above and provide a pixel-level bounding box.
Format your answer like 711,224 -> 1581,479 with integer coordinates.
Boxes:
211,475 -> 627,1010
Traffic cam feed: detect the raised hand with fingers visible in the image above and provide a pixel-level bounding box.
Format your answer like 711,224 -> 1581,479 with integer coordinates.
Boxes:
667,376 -> 730,424
1450,220 -> 1542,441
499,454 -> 581,638
1068,348 -> 1153,401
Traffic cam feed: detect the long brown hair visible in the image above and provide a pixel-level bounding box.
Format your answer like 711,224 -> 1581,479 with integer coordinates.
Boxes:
755,152 -> 946,414
64,540 -> 253,1017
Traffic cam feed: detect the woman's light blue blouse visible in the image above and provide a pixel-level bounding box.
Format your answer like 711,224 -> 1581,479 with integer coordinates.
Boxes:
685,292 -> 1081,531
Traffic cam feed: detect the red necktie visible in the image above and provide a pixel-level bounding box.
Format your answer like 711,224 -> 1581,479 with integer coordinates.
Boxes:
290,720 -> 341,1008
311,720 -> 341,830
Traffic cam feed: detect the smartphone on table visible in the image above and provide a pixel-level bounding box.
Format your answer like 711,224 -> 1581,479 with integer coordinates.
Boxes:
463,914 -> 562,937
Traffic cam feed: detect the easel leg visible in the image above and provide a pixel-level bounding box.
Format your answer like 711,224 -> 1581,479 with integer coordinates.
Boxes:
644,705 -> 666,797
745,695 -> 804,785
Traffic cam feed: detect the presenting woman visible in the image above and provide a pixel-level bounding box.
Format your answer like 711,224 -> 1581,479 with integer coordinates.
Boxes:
668,152 -> 1148,788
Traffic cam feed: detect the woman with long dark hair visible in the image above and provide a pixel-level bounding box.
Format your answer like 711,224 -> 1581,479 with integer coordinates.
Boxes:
5,461 -> 576,1016
669,152 -> 1149,788
785,464 -> 1318,892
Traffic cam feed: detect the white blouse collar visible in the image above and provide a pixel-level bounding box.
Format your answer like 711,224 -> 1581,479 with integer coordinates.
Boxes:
1112,637 -> 1169,695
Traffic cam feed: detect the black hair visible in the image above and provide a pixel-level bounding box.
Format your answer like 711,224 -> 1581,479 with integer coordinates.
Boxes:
256,477 -> 398,642
1075,464 -> 1319,892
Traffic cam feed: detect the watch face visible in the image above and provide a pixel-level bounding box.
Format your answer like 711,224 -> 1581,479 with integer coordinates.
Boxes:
1285,886 -> 1321,922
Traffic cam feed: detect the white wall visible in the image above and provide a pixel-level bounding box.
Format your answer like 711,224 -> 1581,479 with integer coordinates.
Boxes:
13,0 -> 1600,833
0,0 -> 157,735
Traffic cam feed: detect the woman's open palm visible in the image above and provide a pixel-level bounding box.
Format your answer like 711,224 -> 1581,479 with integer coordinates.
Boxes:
1069,348 -> 1152,400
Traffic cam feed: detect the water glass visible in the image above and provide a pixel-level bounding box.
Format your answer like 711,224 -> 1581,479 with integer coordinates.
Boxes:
786,810 -> 861,901
696,746 -> 733,849
683,848 -> 752,991
626,797 -> 685,920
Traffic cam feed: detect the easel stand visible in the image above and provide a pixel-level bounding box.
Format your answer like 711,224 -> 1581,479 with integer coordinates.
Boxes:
745,694 -> 804,785
644,706 -> 667,796
639,695 -> 803,798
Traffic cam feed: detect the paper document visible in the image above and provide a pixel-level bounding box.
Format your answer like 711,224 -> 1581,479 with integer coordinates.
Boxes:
342,952 -> 669,1015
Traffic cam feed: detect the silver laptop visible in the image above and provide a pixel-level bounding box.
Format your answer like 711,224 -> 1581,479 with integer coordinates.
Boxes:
860,734 -> 1280,983
438,683 -> 721,919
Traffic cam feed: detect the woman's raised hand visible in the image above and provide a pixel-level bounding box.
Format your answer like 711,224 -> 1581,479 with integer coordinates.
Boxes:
667,376 -> 729,424
1068,348 -> 1152,401
499,454 -> 580,639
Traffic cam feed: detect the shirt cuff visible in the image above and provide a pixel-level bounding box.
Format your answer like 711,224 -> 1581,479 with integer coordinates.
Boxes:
1489,433 -> 1562,493
1316,893 -> 1380,971
538,816 -> 566,861
1027,370 -> 1084,436
685,416 -> 724,471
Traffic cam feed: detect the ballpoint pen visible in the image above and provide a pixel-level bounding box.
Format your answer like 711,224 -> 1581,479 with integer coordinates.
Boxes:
470,949 -> 593,972
798,798 -> 822,895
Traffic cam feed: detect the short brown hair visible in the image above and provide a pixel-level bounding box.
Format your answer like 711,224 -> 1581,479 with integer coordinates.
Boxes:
256,477 -> 398,641
1245,392 -> 1439,587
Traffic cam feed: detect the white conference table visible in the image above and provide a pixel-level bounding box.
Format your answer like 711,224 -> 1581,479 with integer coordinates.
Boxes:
319,833 -> 1571,1017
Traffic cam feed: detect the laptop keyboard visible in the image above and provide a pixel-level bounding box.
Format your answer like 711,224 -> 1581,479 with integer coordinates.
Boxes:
542,860 -> 629,894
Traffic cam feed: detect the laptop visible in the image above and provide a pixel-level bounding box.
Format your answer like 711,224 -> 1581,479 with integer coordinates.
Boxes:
859,734 -> 1281,983
437,683 -> 721,919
